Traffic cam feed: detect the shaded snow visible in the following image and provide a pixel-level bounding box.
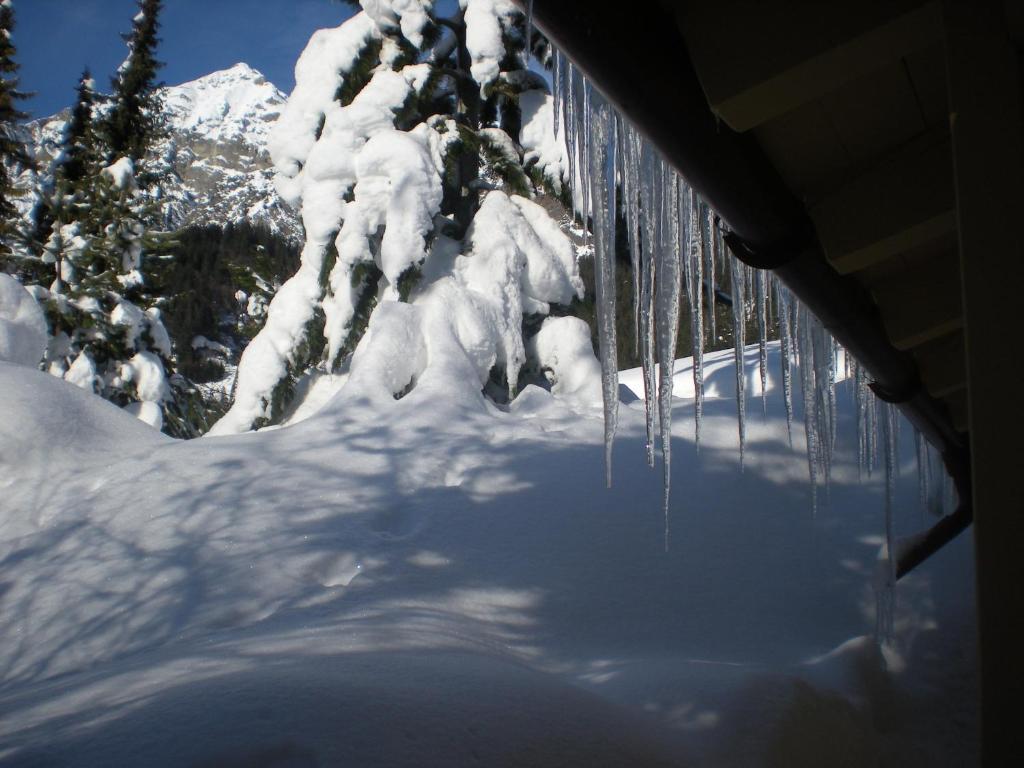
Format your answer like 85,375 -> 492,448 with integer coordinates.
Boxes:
0,275 -> 46,368
0,343 -> 978,765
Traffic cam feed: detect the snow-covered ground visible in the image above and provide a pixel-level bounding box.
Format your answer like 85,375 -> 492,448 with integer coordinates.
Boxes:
0,343 -> 977,766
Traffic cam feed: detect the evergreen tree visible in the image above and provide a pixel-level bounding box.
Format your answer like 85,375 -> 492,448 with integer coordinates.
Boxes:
22,1 -> 193,436
101,0 -> 164,164
214,1 -> 583,433
0,0 -> 32,257
26,71 -> 100,270
61,71 -> 101,187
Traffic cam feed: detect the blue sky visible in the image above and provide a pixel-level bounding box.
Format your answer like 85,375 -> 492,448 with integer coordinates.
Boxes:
14,0 -> 360,117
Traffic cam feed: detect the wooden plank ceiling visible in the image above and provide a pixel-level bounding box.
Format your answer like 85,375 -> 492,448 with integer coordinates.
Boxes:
671,0 -> 967,431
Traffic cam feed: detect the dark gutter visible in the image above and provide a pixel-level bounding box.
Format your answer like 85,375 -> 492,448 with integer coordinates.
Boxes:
519,0 -> 972,575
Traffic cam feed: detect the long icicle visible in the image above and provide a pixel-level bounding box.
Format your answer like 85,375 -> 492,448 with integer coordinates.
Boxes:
878,403 -> 898,640
638,140 -> 658,468
655,165 -> 682,548
756,268 -> 768,416
730,257 -> 747,469
688,189 -> 704,448
587,93 -> 619,487
798,304 -> 819,513
775,278 -> 794,447
708,215 -> 719,345
619,119 -> 643,358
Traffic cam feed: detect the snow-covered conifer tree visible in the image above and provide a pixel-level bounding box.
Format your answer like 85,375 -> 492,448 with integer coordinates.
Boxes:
17,1 -> 200,435
101,0 -> 164,165
212,0 -> 587,433
0,0 -> 32,257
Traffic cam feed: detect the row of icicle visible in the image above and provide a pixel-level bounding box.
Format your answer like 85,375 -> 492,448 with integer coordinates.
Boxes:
551,50 -> 953,564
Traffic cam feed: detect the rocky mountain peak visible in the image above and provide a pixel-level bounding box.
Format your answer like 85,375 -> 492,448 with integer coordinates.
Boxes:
20,63 -> 301,240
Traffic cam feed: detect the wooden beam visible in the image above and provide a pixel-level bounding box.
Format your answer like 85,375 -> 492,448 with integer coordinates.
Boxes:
945,0 -> 1024,759
942,388 -> 969,433
871,258 -> 962,349
681,1 -> 944,132
810,135 -> 955,273
913,331 -> 967,398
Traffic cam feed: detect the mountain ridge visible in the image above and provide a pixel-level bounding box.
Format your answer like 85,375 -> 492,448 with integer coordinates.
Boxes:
21,62 -> 302,241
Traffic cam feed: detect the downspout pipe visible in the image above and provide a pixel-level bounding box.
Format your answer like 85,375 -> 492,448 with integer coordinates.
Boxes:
519,0 -> 972,575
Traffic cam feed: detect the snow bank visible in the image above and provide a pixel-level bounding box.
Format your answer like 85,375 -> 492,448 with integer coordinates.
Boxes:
0,344 -> 978,765
123,399 -> 164,430
0,362 -> 168,484
0,274 -> 47,368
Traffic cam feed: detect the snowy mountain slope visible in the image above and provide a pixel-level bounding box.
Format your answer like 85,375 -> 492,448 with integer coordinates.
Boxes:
0,344 -> 977,766
21,63 -> 302,240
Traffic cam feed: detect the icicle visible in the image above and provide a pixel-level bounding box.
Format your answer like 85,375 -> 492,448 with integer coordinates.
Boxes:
943,471 -> 955,516
812,325 -> 835,498
756,269 -> 768,416
775,279 -> 795,447
655,167 -> 682,548
876,402 -> 898,640
883,403 -> 898,575
868,387 -> 878,476
926,442 -> 946,518
551,44 -> 908,530
854,361 -> 868,479
828,336 -> 838,452
798,305 -> 819,512
708,216 -> 719,345
730,257 -> 748,468
618,118 -> 643,357
687,188 -> 705,447
552,49 -> 562,142
916,429 -> 928,525
587,94 -> 619,488
638,140 -> 659,468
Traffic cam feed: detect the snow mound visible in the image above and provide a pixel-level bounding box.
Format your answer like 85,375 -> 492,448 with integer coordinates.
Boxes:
0,274 -> 47,368
0,344 -> 978,764
0,362 -> 168,475
3,651 -> 682,767
529,316 -> 602,404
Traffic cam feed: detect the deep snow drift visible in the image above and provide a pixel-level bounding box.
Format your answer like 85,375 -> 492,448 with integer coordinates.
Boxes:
0,342 -> 977,766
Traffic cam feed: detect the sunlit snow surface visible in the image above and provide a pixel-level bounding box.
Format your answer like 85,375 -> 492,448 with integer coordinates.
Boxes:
0,344 -> 976,766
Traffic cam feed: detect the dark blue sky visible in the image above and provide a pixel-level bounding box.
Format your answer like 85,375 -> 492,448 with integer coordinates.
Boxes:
15,0 -> 359,118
